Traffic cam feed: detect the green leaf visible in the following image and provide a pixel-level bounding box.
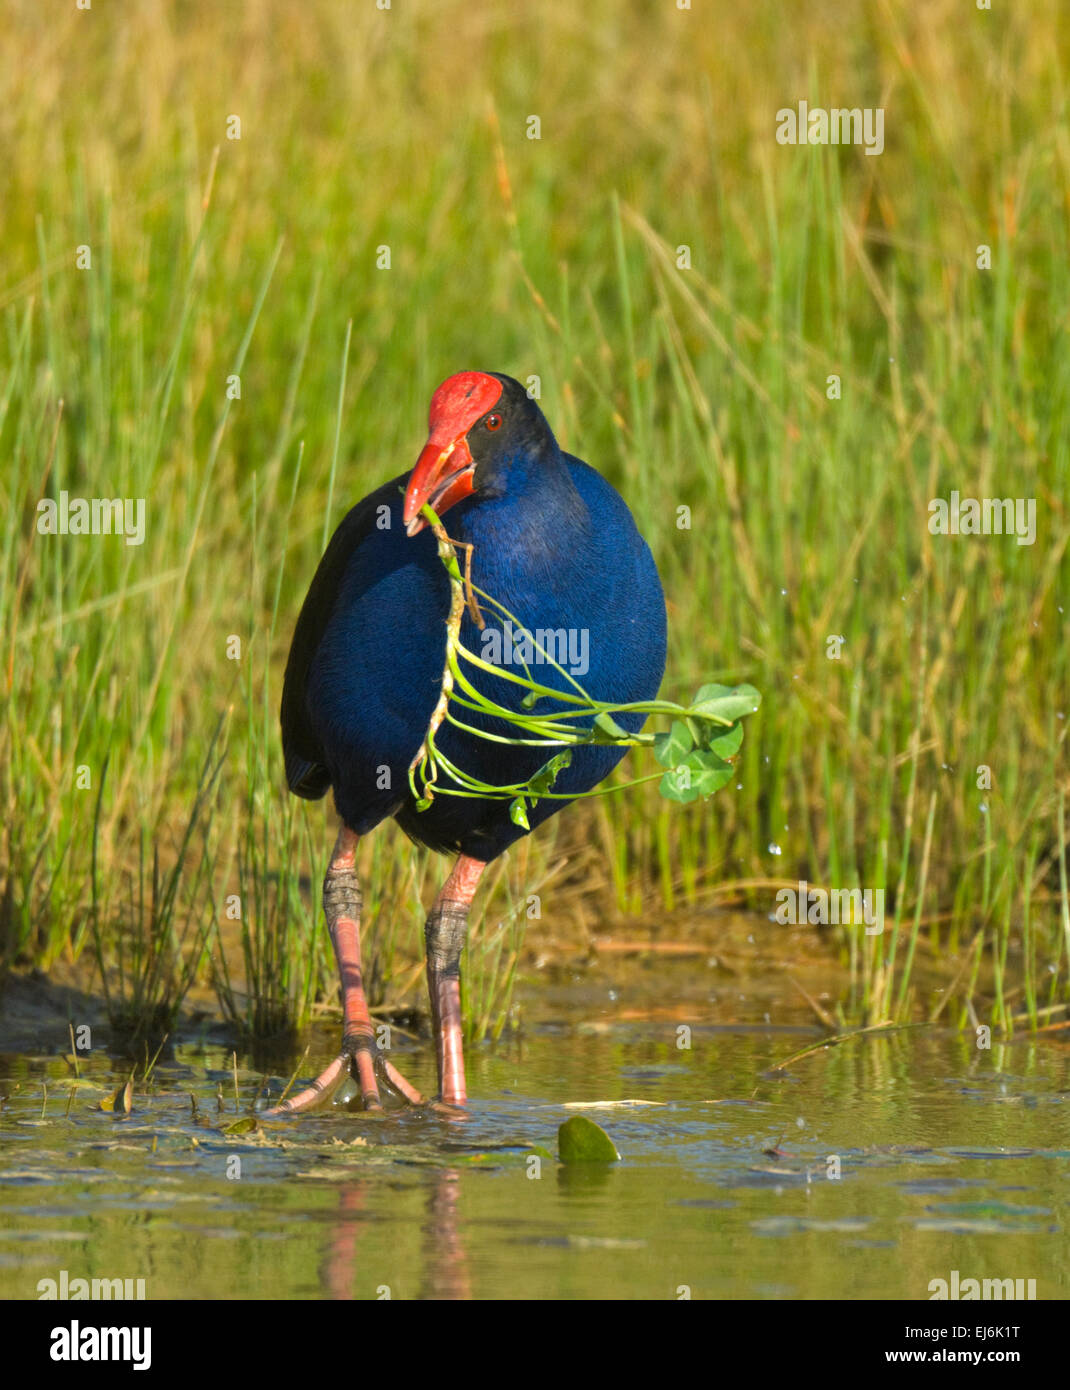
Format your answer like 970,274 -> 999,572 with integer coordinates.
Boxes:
658,749 -> 735,803
221,1116 -> 259,1136
689,683 -> 762,724
659,765 -> 700,804
684,716 -> 705,747
527,749 -> 572,795
592,711 -> 629,742
509,797 -> 530,829
451,1143 -> 555,1167
706,721 -> 744,759
653,719 -> 693,768
685,751 -> 735,798
558,1115 -> 621,1164
100,1078 -> 133,1115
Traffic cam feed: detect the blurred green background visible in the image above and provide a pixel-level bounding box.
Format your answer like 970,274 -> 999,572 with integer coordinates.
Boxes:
2,0 -> 1068,1042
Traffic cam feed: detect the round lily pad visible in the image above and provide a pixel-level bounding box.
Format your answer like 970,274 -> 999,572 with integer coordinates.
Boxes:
558,1115 -> 621,1164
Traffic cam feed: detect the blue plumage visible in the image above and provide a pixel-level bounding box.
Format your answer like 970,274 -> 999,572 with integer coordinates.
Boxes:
282,373 -> 666,863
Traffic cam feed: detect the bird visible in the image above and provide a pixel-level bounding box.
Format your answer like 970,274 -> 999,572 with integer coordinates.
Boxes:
267,370 -> 667,1115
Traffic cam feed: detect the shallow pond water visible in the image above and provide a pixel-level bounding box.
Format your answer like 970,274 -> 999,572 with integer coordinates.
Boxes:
1,965 -> 1067,1301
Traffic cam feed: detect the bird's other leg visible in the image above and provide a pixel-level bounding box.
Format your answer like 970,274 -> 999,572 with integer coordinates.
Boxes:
324,826 -> 380,1107
425,855 -> 486,1105
264,826 -> 422,1116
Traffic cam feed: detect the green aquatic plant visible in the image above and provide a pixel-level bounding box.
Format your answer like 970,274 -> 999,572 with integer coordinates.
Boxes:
408,505 -> 762,830
558,1115 -> 621,1164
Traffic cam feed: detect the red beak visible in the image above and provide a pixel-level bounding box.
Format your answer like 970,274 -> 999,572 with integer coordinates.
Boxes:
403,434 -> 477,537
403,371 -> 503,536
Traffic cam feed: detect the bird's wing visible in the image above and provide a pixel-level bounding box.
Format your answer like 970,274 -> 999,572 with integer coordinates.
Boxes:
280,471 -> 408,798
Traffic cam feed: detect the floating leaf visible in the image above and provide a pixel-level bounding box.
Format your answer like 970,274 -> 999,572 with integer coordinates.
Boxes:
560,1100 -> 665,1109
100,1078 -> 133,1115
293,1140 -> 553,1177
221,1116 -> 259,1136
558,1115 -> 621,1164
451,1144 -> 553,1167
653,719 -> 693,768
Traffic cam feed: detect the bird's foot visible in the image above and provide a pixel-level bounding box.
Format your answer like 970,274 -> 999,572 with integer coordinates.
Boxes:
262,1035 -> 423,1118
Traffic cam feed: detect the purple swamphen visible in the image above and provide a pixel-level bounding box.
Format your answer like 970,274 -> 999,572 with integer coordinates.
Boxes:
268,371 -> 666,1113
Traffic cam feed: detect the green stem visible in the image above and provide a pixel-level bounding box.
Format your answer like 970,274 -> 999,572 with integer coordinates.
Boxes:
407,501 -> 758,814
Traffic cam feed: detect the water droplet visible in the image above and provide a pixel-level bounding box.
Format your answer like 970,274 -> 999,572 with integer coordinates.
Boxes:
768,842 -> 782,856
796,1116 -> 805,1129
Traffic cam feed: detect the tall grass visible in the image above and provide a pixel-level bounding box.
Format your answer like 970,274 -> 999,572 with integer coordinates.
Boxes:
0,0 -> 1067,1043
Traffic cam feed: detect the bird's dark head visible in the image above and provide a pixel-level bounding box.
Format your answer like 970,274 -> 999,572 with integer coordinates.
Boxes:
403,371 -> 557,536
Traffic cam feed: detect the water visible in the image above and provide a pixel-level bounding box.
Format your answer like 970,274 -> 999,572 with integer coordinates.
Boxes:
1,968 -> 1067,1300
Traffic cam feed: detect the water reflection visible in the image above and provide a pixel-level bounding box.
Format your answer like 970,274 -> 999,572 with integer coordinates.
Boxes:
0,1018 -> 1066,1300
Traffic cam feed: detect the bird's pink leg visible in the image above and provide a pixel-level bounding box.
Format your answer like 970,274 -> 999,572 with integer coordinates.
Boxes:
264,827 -> 423,1116
425,855 -> 486,1105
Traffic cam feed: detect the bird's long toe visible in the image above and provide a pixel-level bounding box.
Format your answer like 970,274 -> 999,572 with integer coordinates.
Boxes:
261,1050 -> 352,1117
262,1036 -> 424,1117
378,1053 -> 424,1104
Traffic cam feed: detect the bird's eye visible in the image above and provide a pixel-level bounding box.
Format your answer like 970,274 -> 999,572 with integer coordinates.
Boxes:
485,413 -> 502,431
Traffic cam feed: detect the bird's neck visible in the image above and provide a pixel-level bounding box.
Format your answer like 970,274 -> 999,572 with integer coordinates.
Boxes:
452,448 -> 592,596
